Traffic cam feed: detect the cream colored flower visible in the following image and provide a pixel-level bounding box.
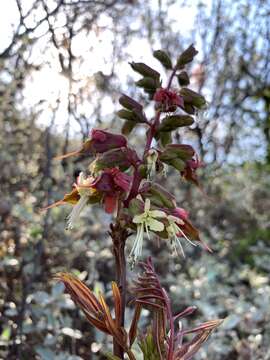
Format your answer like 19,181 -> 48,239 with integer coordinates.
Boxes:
146,149 -> 159,180
129,199 -> 166,262
66,172 -> 94,230
166,215 -> 196,257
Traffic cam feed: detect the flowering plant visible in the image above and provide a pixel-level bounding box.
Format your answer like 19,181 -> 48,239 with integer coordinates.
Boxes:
46,45 -> 222,359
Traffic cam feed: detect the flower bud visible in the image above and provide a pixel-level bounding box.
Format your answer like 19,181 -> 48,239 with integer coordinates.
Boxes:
117,109 -> 145,123
129,62 -> 160,79
90,129 -> 127,153
159,132 -> 172,147
171,207 -> 189,221
91,168 -> 132,213
153,49 -> 173,69
122,120 -> 136,136
169,158 -> 186,171
54,129 -> 127,160
128,198 -> 144,217
177,44 -> 198,69
182,103 -> 196,114
145,149 -> 159,179
157,115 -> 194,132
177,71 -> 190,86
181,154 -> 202,186
138,164 -> 148,178
89,147 -> 139,173
159,145 -> 195,172
154,88 -> 184,112
140,182 -> 176,209
180,88 -> 207,109
136,77 -> 160,90
160,144 -> 195,162
119,94 -> 143,111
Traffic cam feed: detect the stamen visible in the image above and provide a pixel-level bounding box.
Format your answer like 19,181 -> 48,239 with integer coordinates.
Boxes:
177,227 -> 197,247
66,195 -> 89,230
129,223 -> 144,262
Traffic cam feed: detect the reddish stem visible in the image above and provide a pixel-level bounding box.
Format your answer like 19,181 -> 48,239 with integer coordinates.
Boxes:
125,168 -> 142,206
166,65 -> 177,90
111,223 -> 128,359
162,289 -> 175,360
144,111 -> 161,155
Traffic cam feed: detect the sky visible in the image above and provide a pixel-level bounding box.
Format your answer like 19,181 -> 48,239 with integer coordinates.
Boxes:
0,0 -> 202,134
0,0 -> 266,162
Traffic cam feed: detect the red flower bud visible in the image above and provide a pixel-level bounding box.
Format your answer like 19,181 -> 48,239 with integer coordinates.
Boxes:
154,88 -> 184,112
90,129 -> 127,153
181,153 -> 202,186
91,168 -> 132,213
55,129 -> 127,160
172,207 -> 189,221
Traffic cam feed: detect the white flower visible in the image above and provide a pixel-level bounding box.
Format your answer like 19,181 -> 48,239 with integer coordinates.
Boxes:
166,215 -> 196,257
146,149 -> 159,180
129,199 -> 166,263
66,172 -> 94,230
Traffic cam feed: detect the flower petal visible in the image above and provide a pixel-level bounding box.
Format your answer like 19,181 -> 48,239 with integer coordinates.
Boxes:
129,224 -> 144,262
148,218 -> 164,232
144,198 -> 151,212
133,213 -> 145,224
66,195 -> 89,230
149,210 -> 166,218
168,215 -> 184,225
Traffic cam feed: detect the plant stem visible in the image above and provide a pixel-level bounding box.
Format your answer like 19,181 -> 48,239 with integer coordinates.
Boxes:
110,65 -> 179,359
166,66 -> 177,89
162,289 -> 175,360
127,349 -> 137,360
125,168 -> 142,206
110,223 -> 128,359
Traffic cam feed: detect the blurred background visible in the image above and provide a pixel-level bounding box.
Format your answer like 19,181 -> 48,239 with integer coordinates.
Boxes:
0,0 -> 269,359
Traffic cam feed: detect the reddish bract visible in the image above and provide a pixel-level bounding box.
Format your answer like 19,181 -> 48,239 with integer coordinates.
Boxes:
181,153 -> 202,186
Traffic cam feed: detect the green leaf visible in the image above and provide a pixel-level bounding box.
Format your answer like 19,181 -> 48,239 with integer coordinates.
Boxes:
119,94 -> 143,111
158,115 -> 194,132
159,144 -> 194,162
182,103 -> 195,114
159,131 -> 172,147
117,109 -> 137,121
140,182 -> 176,209
117,109 -> 145,123
177,71 -> 190,86
135,77 -> 160,90
176,44 -> 198,69
121,120 -> 137,135
138,331 -> 161,360
169,158 -> 186,171
153,49 -> 173,69
129,198 -> 144,216
180,88 -> 206,109
129,62 -> 160,79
